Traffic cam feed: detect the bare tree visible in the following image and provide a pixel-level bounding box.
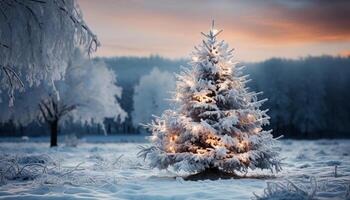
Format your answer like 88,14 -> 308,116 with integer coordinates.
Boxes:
0,50 -> 126,147
39,95 -> 77,147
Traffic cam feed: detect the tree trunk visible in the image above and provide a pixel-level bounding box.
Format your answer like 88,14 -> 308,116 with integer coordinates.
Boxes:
183,167 -> 276,181
184,167 -> 237,181
50,120 -> 58,147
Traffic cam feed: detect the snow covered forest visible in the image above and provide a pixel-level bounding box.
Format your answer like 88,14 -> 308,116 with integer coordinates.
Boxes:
2,56 -> 348,139
108,56 -> 350,139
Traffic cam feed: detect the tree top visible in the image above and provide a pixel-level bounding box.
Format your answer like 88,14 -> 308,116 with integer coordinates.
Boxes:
201,20 -> 223,39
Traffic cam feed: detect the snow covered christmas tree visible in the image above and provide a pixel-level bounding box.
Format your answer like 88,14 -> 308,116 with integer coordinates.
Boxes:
139,21 -> 281,176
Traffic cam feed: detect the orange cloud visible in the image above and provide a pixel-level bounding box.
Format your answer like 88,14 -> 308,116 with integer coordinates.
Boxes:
339,50 -> 350,57
78,0 -> 350,61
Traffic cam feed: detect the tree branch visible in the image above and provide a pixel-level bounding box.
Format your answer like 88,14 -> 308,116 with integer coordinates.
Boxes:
54,0 -> 99,56
13,0 -> 43,29
38,102 -> 49,122
58,104 -> 77,118
40,98 -> 55,121
1,66 -> 24,89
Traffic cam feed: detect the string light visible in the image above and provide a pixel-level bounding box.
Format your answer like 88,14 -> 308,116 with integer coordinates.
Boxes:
151,135 -> 157,141
253,127 -> 262,134
239,114 -> 256,125
143,21 -> 279,173
237,140 -> 249,152
247,114 -> 256,122
168,146 -> 175,153
197,149 -> 207,154
192,124 -> 201,133
186,80 -> 194,87
174,93 -> 182,102
206,138 -> 218,147
195,95 -> 208,102
239,154 -> 250,165
169,135 -> 178,142
160,126 -> 166,132
237,142 -> 245,150
197,95 -> 206,102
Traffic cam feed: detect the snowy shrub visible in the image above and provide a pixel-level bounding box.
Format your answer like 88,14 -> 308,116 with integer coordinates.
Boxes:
0,152 -> 121,186
64,135 -> 81,147
0,154 -> 54,183
91,154 -> 123,171
253,178 -> 317,200
21,136 -> 30,142
254,177 -> 350,200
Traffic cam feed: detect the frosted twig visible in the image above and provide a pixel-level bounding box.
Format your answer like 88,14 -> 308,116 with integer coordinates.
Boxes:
60,162 -> 85,177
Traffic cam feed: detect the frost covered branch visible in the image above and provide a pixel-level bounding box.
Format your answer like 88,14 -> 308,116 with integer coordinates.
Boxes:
0,154 -> 53,183
0,50 -> 126,147
38,94 -> 78,147
39,95 -> 78,123
0,153 -> 102,186
253,178 -> 317,200
1,65 -> 24,106
0,0 -> 99,105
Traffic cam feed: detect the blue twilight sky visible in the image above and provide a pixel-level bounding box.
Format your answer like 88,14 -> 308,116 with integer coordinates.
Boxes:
78,0 -> 350,62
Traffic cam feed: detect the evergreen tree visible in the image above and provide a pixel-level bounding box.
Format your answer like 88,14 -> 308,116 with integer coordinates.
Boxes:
139,21 -> 281,174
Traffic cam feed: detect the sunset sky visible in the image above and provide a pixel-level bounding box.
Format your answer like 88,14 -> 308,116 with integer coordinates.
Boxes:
78,0 -> 350,62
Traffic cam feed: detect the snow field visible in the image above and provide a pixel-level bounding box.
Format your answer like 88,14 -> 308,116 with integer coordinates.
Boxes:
0,138 -> 349,200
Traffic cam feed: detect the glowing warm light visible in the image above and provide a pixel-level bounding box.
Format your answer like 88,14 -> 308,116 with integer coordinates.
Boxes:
247,114 -> 256,122
192,124 -> 201,133
151,135 -> 157,141
226,66 -> 232,74
197,149 -> 207,154
206,138 -> 216,146
168,146 -> 175,153
239,154 -> 249,164
239,114 -> 256,125
186,80 -> 194,87
195,95 -> 208,102
212,29 -> 218,35
253,127 -> 262,134
160,126 -> 166,132
237,142 -> 245,149
197,96 -> 205,101
174,93 -> 182,102
237,140 -> 249,152
169,135 -> 178,142
204,135 -> 224,149
192,56 -> 199,62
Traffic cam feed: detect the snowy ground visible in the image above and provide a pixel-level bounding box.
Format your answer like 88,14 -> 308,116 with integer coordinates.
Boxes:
0,136 -> 349,200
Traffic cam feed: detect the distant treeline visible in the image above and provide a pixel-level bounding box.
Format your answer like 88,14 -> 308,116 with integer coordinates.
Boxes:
105,55 -> 350,139
247,56 -> 350,139
1,56 -> 349,139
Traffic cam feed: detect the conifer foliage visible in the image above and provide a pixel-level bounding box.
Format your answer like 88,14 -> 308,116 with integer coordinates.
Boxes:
139,21 -> 281,174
